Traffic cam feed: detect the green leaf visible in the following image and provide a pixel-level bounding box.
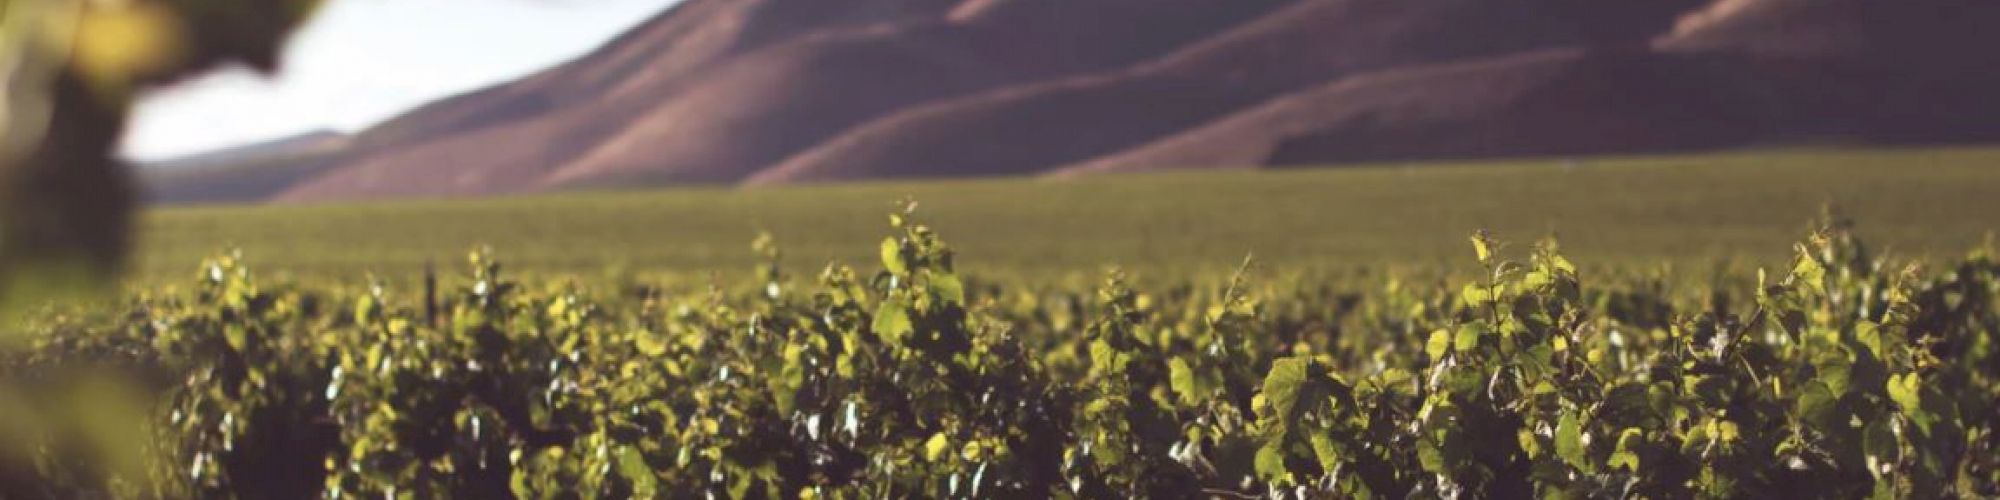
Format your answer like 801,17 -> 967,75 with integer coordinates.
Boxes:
224,325 -> 248,352
1461,283 -> 1491,305
1886,372 -> 1921,413
1310,433 -> 1341,471
1549,252 -> 1577,274
616,446 -> 657,497
1262,358 -> 1309,422
771,344 -> 807,414
1417,440 -> 1446,473
1792,252 -> 1826,295
1168,357 -> 1198,403
1090,340 -> 1127,373
353,295 -> 378,324
1854,321 -> 1886,360
1795,382 -> 1837,427
1454,324 -> 1482,354
1608,428 -> 1644,472
1815,354 -> 1852,395
880,237 -> 907,275
1556,411 -> 1589,472
510,467 -> 533,499
1426,329 -> 1452,361
924,432 -> 952,462
1681,425 -> 1710,456
1376,368 -> 1413,394
1714,420 -> 1740,444
1255,441 -> 1290,482
930,272 -> 965,305
1531,380 -> 1557,396
1886,372 -> 1934,433
872,300 -> 913,342
1523,270 -> 1553,291
634,333 -> 667,357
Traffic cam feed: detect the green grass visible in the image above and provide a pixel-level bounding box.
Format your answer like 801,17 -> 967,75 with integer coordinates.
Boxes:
135,147 -> 2000,287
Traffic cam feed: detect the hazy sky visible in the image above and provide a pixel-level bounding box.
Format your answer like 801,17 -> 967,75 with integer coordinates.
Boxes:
120,0 -> 681,161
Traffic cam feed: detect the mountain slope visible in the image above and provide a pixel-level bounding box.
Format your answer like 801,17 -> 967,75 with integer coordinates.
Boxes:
1061,0 -> 2000,175
1058,49 -> 1768,173
141,130 -> 346,171
273,0 -> 972,201
747,0 -> 1702,183
274,0 -> 1287,201
538,0 -> 1294,189
149,0 -> 2000,203
140,131 -> 348,204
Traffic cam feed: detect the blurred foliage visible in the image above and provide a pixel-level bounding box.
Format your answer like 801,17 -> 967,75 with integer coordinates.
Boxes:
4,207 -> 1996,497
0,0 -> 319,317
1,0 -> 317,495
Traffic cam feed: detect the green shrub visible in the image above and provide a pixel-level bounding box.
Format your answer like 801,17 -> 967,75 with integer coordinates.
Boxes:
5,208 -> 1996,498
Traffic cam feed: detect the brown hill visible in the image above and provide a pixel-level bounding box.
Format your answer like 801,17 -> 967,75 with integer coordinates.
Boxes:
1061,0 -> 2000,175
275,0 -> 1287,201
747,0 -> 1703,183
1652,0 -> 2000,142
1057,49 -> 1769,174
347,0 -> 963,153
273,0 -> 968,201
140,131 -> 348,204
150,0 -> 2000,202
532,0 -> 1295,188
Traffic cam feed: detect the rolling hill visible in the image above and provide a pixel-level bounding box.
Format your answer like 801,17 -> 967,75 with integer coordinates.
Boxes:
139,130 -> 349,204
150,0 -> 2000,203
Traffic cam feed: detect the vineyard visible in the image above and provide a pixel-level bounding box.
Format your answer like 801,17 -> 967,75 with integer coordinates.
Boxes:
4,204 -> 1997,498
134,149 -> 2000,285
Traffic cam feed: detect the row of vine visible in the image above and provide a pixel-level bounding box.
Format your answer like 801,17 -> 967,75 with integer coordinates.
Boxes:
3,206 -> 1995,498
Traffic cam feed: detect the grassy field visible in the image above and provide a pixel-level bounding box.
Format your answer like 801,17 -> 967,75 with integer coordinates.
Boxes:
135,147 -> 2000,287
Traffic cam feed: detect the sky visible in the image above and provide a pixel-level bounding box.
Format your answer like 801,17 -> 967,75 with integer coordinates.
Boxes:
119,0 -> 681,162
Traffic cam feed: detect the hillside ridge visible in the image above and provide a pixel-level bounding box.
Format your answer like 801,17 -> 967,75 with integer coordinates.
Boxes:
151,0 -> 2000,202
